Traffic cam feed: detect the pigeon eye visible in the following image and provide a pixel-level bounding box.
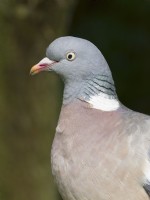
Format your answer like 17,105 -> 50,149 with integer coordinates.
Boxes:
66,52 -> 76,61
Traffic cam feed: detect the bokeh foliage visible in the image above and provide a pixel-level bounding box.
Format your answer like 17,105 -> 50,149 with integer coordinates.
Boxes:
0,0 -> 150,200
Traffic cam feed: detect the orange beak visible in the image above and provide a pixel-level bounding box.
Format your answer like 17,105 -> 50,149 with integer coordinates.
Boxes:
30,57 -> 56,75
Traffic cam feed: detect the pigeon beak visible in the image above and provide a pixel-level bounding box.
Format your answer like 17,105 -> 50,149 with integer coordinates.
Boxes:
30,57 -> 57,75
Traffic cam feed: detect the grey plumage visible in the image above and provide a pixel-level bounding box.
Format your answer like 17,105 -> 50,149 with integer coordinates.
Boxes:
144,181 -> 150,196
46,36 -> 115,104
30,36 -> 150,200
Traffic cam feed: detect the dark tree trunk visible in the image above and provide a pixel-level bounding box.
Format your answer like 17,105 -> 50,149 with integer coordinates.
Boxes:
0,1 -> 78,200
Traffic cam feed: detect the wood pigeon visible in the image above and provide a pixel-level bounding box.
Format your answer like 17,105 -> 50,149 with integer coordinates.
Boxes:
30,36 -> 150,200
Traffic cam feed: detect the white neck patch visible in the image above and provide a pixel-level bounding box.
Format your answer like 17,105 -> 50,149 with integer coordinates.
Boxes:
87,94 -> 120,111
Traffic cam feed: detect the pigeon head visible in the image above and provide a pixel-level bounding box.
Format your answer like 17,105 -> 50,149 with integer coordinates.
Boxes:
30,36 -> 119,110
31,36 -> 111,80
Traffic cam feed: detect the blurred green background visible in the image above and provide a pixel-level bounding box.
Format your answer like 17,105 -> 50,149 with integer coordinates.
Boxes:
0,0 -> 150,200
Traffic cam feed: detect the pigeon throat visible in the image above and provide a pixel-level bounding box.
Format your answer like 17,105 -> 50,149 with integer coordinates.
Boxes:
63,75 -> 120,111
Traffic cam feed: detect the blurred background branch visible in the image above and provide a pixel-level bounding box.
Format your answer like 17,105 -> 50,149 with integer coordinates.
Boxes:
0,0 -> 150,200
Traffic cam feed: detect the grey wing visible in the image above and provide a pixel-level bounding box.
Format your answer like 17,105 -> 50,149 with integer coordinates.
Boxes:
143,182 -> 150,197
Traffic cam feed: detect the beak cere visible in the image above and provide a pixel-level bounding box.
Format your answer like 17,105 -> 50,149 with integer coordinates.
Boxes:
30,57 -> 56,75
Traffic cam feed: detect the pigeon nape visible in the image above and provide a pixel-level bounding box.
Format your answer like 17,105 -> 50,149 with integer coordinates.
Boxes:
30,36 -> 150,200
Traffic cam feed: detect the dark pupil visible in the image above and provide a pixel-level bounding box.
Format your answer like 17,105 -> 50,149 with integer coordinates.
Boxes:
68,54 -> 72,59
